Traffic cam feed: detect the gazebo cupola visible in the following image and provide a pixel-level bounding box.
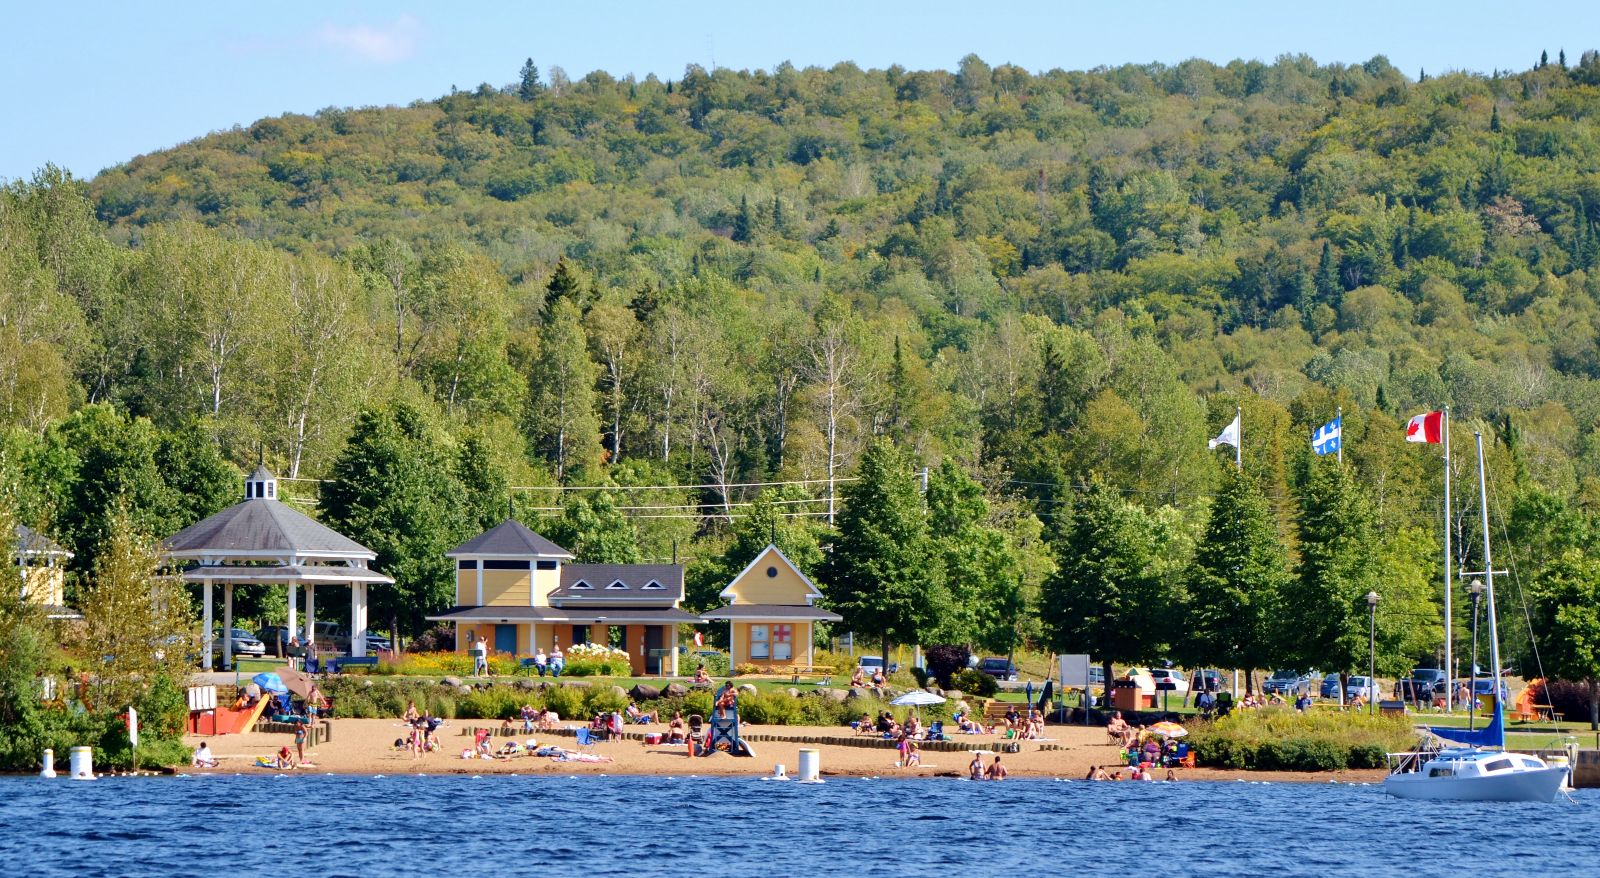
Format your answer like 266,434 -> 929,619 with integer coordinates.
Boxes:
245,465 -> 278,500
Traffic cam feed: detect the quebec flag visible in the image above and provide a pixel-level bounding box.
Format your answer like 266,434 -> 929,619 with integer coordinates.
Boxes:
1312,416 -> 1342,456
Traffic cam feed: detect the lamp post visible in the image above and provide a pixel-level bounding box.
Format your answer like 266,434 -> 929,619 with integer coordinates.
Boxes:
1366,591 -> 1380,715
1468,580 -> 1485,732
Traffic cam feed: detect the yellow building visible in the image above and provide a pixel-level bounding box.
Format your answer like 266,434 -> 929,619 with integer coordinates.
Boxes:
700,544 -> 840,670
15,524 -> 77,619
427,519 -> 695,676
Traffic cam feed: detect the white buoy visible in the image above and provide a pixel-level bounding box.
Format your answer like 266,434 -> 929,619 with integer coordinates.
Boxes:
766,763 -> 789,780
68,746 -> 94,781
40,749 -> 57,778
798,748 -> 822,783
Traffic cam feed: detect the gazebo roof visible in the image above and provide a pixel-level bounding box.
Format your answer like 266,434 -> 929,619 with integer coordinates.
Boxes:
164,495 -> 375,560
447,518 -> 573,558
14,524 -> 71,558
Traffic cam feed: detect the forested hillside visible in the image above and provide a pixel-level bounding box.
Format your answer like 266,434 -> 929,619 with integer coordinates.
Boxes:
9,51 -> 1600,674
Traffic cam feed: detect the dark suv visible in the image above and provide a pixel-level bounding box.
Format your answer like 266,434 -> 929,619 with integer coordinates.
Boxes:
1396,668 -> 1448,702
978,657 -> 1019,681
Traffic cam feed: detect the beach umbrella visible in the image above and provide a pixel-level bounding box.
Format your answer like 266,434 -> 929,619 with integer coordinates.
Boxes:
252,672 -> 287,694
891,690 -> 946,707
275,665 -> 315,699
1148,720 -> 1188,738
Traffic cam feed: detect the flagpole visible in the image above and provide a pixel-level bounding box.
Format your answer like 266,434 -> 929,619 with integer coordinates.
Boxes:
1235,407 -> 1242,471
1336,406 -> 1343,464
1443,406 -> 1452,713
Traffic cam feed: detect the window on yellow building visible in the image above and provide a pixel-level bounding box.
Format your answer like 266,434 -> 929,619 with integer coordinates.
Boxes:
749,624 -> 768,659
772,624 -> 793,661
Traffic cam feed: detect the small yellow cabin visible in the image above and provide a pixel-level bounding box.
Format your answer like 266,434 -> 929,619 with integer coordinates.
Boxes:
14,524 -> 76,619
700,544 -> 840,670
426,519 -> 696,676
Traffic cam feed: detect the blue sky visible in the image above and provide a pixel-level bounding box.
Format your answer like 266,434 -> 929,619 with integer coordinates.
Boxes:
4,1 -> 1597,182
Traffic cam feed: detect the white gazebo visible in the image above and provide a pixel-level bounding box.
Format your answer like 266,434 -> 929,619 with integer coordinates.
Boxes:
162,466 -> 392,670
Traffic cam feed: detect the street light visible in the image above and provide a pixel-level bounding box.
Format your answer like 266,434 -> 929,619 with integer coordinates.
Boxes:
1468,579 -> 1486,732
1366,591 -> 1380,716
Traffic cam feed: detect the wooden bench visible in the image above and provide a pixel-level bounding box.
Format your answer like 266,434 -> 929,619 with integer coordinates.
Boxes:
328,656 -> 379,674
786,665 -> 833,684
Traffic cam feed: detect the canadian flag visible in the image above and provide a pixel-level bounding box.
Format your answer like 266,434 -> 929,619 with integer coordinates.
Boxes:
1406,411 -> 1444,444
693,631 -> 704,647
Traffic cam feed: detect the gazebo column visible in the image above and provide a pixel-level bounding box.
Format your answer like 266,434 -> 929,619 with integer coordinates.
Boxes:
287,583 -> 298,652
670,625 -> 680,677
223,583 -> 234,671
304,583 -> 316,648
201,578 -> 214,671
351,583 -> 368,658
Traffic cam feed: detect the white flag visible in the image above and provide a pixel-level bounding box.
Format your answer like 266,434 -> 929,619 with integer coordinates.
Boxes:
1208,413 -> 1240,450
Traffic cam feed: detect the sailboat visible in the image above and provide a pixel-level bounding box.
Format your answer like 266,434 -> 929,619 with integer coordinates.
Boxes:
1383,431 -> 1569,802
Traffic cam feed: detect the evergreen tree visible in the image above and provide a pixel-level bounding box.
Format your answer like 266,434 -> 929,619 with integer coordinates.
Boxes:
770,195 -> 786,237
525,299 -> 602,479
732,195 -> 758,243
1540,50 -> 1549,70
1490,104 -> 1502,132
1315,240 -> 1342,304
518,58 -> 543,101
1181,467 -> 1290,687
1039,480 -> 1178,701
320,402 -> 471,635
543,259 -> 588,314
823,438 -> 939,665
1282,458 -> 1382,691
1559,49 -> 1567,70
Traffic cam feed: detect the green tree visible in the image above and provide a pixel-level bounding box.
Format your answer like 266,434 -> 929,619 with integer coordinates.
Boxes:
1283,458 -> 1383,691
79,506 -> 193,710
1532,550 -> 1600,728
1181,466 -> 1290,688
320,402 -> 471,635
518,58 -> 543,101
524,299 -> 601,479
1039,480 -> 1179,701
544,491 -> 640,564
687,487 -> 827,613
824,438 -> 939,665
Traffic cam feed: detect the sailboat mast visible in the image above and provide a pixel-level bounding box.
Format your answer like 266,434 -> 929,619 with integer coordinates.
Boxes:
1442,407 -> 1452,712
1474,431 -> 1502,740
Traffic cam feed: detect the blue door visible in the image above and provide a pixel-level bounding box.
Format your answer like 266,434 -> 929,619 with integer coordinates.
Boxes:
495,624 -> 518,656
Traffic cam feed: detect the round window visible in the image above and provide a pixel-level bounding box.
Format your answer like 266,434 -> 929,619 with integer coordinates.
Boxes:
766,566 -> 778,578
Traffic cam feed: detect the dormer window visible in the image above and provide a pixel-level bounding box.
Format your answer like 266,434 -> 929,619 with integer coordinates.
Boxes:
570,580 -> 592,590
245,466 -> 279,502
642,580 -> 663,590
606,579 -> 629,590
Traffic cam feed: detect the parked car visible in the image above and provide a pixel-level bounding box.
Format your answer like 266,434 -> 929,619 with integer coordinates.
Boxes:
857,656 -> 892,678
1147,668 -> 1189,693
1320,675 -> 1343,699
978,657 -> 1019,681
212,628 -> 265,658
1189,669 -> 1225,692
1456,678 -> 1511,704
1396,668 -> 1448,702
1263,669 -> 1316,696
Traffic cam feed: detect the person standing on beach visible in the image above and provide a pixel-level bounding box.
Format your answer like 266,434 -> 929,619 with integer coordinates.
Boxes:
294,721 -> 307,764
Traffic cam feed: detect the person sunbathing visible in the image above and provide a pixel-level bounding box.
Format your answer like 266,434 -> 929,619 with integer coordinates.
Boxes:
850,667 -> 865,688
1105,711 -> 1132,746
905,740 -> 922,767
693,665 -> 712,685
626,702 -> 658,724
666,711 -> 687,743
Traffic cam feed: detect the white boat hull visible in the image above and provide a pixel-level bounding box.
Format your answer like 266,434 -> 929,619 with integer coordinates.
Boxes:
1384,765 -> 1568,802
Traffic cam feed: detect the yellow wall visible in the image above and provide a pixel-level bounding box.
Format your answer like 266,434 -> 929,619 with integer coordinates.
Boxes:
20,567 -> 65,606
723,547 -> 820,606
730,621 -> 809,665
483,570 -> 530,607
455,569 -> 475,605
532,567 -> 561,606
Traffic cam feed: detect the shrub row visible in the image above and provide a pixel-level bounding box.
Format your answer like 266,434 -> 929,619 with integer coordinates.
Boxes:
1187,707 -> 1412,771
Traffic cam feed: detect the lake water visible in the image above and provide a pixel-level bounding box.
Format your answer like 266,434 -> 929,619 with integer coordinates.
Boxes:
3,775 -> 1595,877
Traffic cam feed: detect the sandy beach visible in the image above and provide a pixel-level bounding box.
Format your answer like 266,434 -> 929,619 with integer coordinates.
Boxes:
185,718 -> 1386,783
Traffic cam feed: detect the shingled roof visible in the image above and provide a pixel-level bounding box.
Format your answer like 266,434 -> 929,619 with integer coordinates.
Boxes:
164,498 -> 374,558
549,563 -> 684,603
14,524 -> 71,557
447,519 -> 573,558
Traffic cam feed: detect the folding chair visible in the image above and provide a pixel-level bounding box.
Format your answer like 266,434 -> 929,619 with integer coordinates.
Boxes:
575,727 -> 598,750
